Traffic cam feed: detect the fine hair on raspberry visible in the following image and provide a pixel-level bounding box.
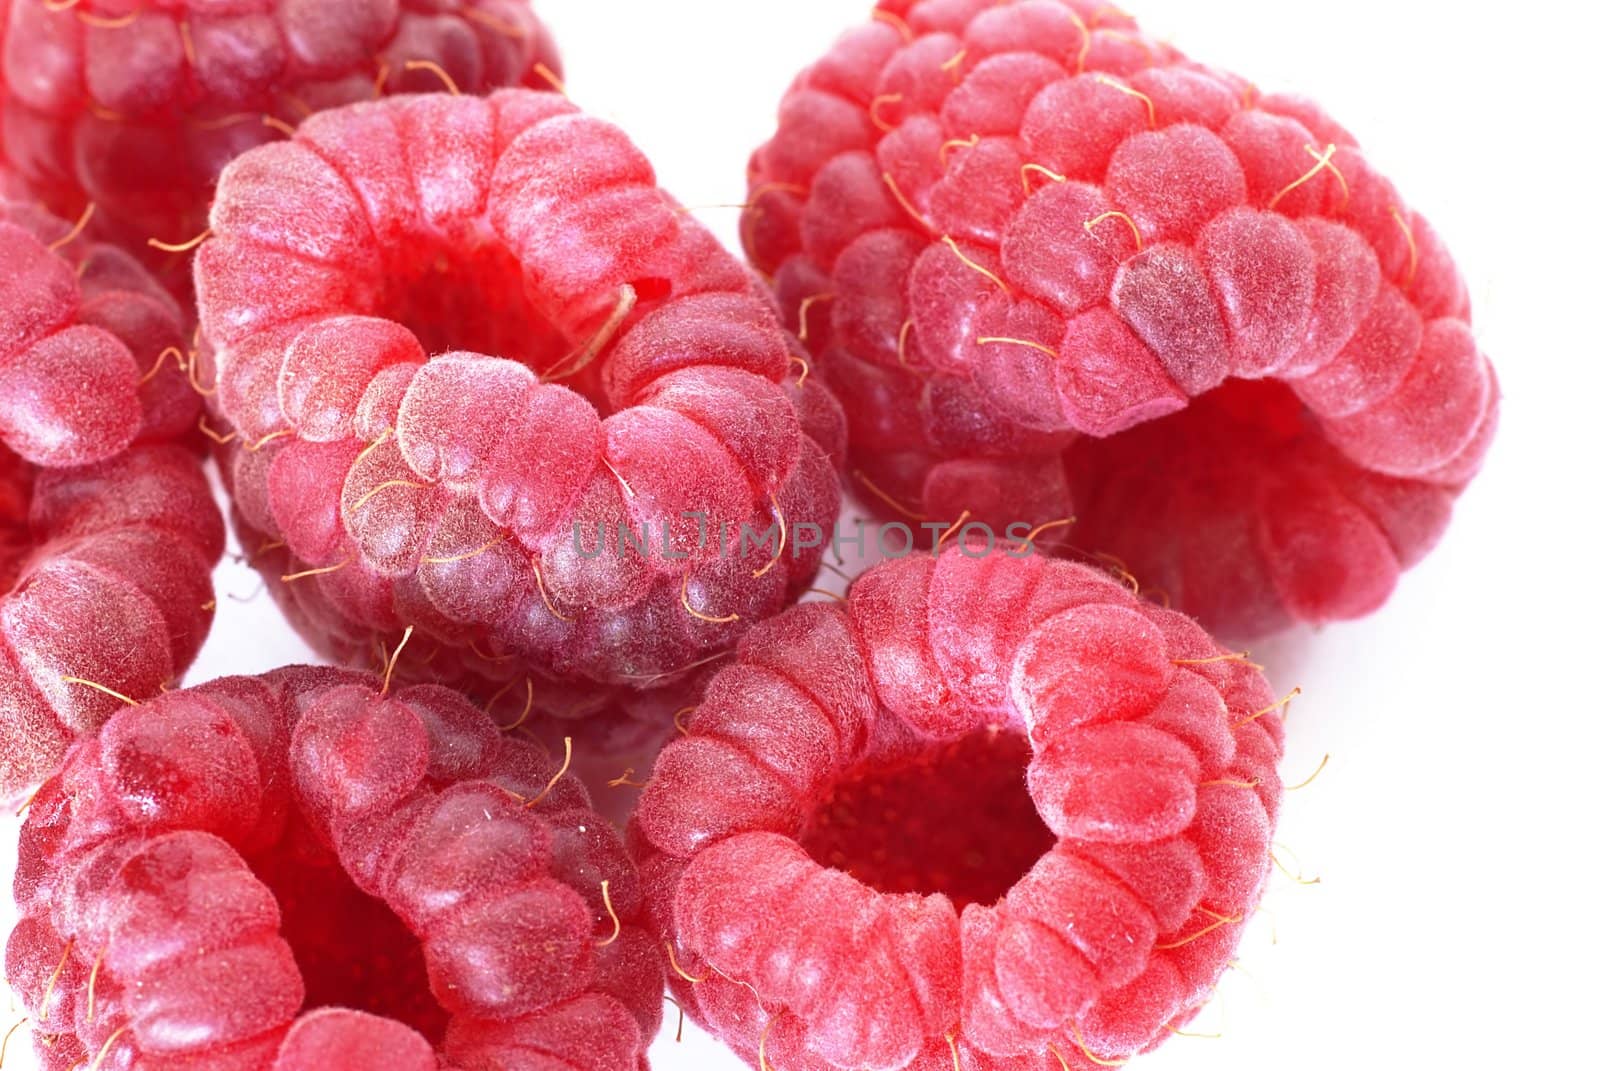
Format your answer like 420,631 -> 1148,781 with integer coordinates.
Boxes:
744,0 -> 1499,638
0,0 -> 562,294
194,88 -> 845,728
635,547 -> 1285,1071
6,666 -> 663,1069
1,194 -> 222,796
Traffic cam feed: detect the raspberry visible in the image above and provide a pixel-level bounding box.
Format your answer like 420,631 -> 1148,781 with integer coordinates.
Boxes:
193,89 -> 845,734
248,505 -> 726,779
0,0 -> 562,297
0,192 -> 219,796
635,547 -> 1285,1071
0,442 -> 223,797
744,0 -> 1499,638
1,196 -> 200,466
6,666 -> 663,1069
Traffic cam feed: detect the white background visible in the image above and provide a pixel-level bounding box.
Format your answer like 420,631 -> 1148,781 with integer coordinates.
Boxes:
5,1 -> 1598,1068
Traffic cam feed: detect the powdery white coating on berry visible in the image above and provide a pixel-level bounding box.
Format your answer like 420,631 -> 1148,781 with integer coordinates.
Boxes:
744,0 -> 1500,638
194,90 -> 845,731
635,549 -> 1285,1071
6,666 -> 663,1070
0,0 -> 561,296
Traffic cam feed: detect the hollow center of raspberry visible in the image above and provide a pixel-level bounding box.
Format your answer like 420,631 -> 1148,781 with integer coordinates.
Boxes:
1079,377 -> 1313,473
380,234 -> 575,380
255,820 -> 447,1043
799,731 -> 1055,910
0,447 -> 36,592
1066,377 -> 1319,611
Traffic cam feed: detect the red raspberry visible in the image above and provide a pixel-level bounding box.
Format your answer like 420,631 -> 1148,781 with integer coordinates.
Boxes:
744,0 -> 1499,638
635,547 -> 1285,1071
6,666 -> 663,1070
0,192 -> 220,797
1,196 -> 200,466
193,88 -> 845,744
0,443 -> 223,797
0,0 -> 561,297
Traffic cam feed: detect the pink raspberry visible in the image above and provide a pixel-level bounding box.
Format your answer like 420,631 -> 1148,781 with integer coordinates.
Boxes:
193,89 -> 845,740
744,0 -> 1499,638
6,666 -> 663,1070
0,0 -> 561,297
635,547 -> 1285,1071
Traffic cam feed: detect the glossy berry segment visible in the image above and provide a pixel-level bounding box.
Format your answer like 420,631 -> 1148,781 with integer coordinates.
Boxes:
1,197 -> 200,466
744,0 -> 1499,638
635,548 -> 1285,1071
0,0 -> 562,297
194,89 -> 844,742
6,666 -> 663,1070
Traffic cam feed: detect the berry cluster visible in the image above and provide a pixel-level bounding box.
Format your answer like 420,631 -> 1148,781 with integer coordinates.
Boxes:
636,550 -> 1284,1069
194,89 -> 845,731
7,666 -> 662,1069
0,0 -> 562,297
744,0 -> 1498,637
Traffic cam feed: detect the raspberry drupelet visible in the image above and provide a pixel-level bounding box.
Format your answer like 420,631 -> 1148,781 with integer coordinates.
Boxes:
0,0 -> 562,298
7,666 -> 664,1070
635,547 -> 1285,1071
744,0 -> 1499,638
1,196 -> 222,797
193,89 -> 845,742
